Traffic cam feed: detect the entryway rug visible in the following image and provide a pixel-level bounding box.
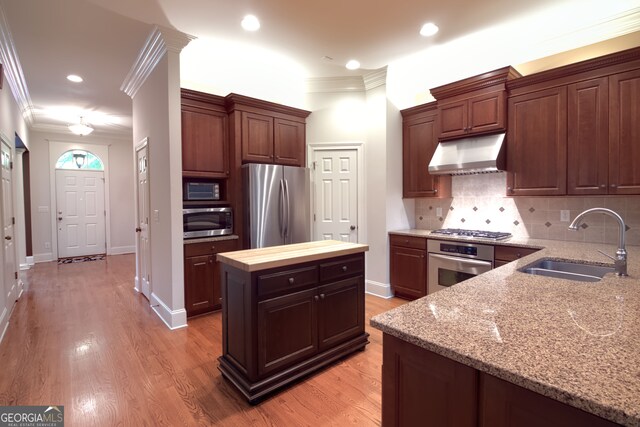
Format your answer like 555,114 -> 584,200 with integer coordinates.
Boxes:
58,254 -> 106,264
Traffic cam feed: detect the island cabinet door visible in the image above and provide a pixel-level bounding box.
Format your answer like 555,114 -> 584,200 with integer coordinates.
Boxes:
382,334 -> 477,427
479,374 -> 618,427
257,288 -> 318,378
317,276 -> 364,351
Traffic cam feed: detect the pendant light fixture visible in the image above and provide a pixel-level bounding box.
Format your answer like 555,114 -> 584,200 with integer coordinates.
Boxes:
68,116 -> 94,136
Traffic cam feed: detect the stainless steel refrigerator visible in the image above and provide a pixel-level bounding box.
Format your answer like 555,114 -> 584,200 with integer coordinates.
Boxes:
243,163 -> 310,248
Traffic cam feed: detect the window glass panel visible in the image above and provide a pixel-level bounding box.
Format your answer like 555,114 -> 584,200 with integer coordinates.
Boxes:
55,150 -> 104,170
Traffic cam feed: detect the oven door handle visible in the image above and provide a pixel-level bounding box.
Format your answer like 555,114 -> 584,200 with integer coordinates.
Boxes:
429,253 -> 493,267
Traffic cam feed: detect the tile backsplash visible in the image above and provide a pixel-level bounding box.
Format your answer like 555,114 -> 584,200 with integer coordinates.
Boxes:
415,173 -> 640,246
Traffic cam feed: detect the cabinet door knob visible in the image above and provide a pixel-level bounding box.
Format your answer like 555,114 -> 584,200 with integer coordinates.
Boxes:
288,277 -> 295,284
507,187 -> 513,192
342,266 -> 347,272
320,294 -> 325,300
434,189 -> 438,194
314,295 -> 319,301
225,170 -> 229,175
516,253 -> 522,258
610,184 -> 617,188
600,184 -> 606,188
211,245 -> 216,250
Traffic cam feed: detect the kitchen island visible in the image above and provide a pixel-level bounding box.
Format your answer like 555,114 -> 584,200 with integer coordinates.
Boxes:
216,240 -> 369,403
372,233 -> 640,426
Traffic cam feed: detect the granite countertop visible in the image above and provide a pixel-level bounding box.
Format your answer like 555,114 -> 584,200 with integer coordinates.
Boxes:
216,240 -> 369,272
373,229 -> 640,426
183,234 -> 239,244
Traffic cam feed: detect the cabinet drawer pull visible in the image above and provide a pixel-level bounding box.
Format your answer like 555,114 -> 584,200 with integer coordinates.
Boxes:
314,295 -> 319,301
342,266 -> 347,272
600,184 -> 606,188
610,184 -> 617,188
211,245 -> 216,251
320,294 -> 325,300
288,277 -> 295,284
516,253 -> 522,258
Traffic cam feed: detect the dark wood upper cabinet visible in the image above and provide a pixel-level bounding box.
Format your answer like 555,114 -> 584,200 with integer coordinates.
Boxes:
274,118 -> 305,166
431,66 -> 521,141
401,102 -> 451,198
227,94 -> 310,167
181,89 -> 229,178
241,111 -> 274,163
567,77 -> 609,195
609,68 -> 640,195
506,87 -> 568,196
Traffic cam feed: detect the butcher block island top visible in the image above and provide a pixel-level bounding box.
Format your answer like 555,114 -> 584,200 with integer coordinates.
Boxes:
216,240 -> 369,272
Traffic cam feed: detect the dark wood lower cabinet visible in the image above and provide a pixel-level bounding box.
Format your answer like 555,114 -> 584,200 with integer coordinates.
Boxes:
219,253 -> 369,403
382,333 -> 618,427
389,235 -> 427,300
184,239 -> 238,317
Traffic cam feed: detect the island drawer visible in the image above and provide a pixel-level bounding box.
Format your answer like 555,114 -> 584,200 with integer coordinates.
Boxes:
319,256 -> 364,283
258,265 -> 319,299
494,245 -> 540,263
185,239 -> 238,257
389,234 -> 426,250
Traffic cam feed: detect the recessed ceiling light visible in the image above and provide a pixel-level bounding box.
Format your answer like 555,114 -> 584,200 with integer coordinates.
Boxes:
241,15 -> 260,31
420,22 -> 439,37
346,60 -> 360,70
67,74 -> 83,83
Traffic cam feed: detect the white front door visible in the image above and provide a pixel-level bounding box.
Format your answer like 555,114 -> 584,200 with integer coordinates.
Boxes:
312,149 -> 358,242
2,142 -> 16,305
55,170 -> 106,258
136,143 -> 151,300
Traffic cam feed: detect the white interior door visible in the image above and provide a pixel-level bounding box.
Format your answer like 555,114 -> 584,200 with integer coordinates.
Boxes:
2,142 -> 16,305
312,149 -> 358,242
136,143 -> 151,300
55,170 -> 106,258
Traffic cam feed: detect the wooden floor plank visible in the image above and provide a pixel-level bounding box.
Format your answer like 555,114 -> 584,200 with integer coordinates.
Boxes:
0,254 -> 406,426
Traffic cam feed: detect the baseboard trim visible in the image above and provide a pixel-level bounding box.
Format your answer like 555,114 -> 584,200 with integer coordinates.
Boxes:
109,245 -> 135,255
134,276 -> 140,293
26,256 -> 34,266
365,280 -> 394,299
150,292 -> 187,330
0,307 -> 8,346
34,252 -> 54,263
19,263 -> 31,270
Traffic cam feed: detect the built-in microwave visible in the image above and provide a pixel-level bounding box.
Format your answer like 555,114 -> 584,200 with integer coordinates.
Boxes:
184,181 -> 220,201
183,207 -> 233,239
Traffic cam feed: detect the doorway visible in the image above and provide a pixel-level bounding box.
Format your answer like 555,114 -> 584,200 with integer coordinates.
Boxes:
135,138 -> 151,300
55,169 -> 106,258
1,140 -> 16,306
309,144 -> 364,243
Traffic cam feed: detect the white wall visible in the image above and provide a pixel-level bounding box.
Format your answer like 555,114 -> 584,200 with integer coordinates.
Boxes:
28,131 -> 135,262
132,52 -> 186,329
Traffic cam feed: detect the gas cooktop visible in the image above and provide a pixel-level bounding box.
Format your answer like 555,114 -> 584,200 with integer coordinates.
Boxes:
429,228 -> 512,241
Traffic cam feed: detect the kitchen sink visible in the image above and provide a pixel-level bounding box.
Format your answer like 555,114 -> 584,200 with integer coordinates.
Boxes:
518,258 -> 616,282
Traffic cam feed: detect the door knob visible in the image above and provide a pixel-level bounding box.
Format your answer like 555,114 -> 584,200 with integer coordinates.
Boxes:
58,217 -> 63,221
350,225 -> 356,230
4,236 -> 11,240
135,227 -> 142,232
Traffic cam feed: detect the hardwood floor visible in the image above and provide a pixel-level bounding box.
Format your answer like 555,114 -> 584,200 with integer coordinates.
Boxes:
0,255 -> 406,426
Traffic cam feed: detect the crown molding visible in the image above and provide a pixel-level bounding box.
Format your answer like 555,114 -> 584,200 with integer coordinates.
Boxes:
363,67 -> 387,91
0,4 -> 34,125
531,7 -> 640,60
305,76 -> 365,93
121,25 -> 196,99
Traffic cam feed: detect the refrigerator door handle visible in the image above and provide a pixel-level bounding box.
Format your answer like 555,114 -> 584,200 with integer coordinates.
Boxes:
284,179 -> 291,240
279,179 -> 285,237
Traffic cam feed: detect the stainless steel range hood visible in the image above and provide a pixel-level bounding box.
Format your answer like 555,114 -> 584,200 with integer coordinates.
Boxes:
428,133 -> 506,175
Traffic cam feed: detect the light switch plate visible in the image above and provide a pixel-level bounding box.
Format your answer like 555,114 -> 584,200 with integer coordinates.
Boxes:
153,210 -> 160,222
436,207 -> 443,217
560,210 -> 570,222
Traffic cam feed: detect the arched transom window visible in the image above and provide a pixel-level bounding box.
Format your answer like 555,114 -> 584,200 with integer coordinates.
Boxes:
55,150 -> 104,170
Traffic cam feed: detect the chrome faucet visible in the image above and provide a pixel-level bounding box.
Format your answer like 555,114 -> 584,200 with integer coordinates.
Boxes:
568,208 -> 627,276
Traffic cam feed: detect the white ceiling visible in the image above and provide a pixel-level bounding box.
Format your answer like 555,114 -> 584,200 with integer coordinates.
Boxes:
0,0 -> 638,137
